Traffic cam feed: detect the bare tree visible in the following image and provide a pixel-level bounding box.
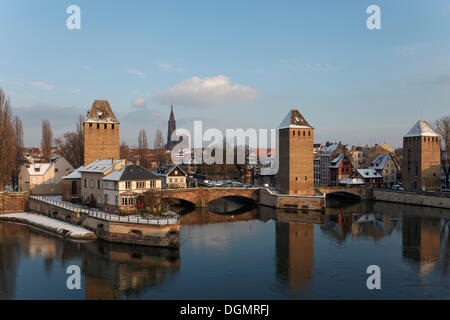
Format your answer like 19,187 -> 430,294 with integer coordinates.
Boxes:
41,119 -> 53,162
434,116 -> 450,189
137,129 -> 149,167
0,88 -> 16,190
55,114 -> 84,168
12,116 -> 24,190
120,141 -> 130,160
153,129 -> 169,167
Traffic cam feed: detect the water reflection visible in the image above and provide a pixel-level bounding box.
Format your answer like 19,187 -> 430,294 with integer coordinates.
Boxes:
0,222 -> 180,299
1,200 -> 450,299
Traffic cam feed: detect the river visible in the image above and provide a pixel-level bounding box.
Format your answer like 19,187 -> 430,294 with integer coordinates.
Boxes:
1,199 -> 450,299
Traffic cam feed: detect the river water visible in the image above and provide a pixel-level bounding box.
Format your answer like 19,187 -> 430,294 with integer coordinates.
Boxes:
1,199 -> 450,300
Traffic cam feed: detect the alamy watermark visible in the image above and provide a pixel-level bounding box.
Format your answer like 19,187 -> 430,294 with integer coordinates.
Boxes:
366,265 -> 381,290
170,121 -> 279,169
66,5 -> 81,30
66,265 -> 81,290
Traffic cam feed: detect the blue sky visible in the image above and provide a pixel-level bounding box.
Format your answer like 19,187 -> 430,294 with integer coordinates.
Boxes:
1,0 -> 450,148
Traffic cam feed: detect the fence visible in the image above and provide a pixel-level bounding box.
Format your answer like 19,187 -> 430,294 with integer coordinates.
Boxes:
29,195 -> 179,225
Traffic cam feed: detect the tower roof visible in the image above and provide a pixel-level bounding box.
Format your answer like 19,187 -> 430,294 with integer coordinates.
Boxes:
278,109 -> 312,130
169,105 -> 175,122
404,120 -> 439,138
85,100 -> 119,124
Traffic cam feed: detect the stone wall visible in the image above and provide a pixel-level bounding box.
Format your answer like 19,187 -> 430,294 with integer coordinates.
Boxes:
0,192 -> 28,214
366,189 -> 450,209
258,188 -> 325,211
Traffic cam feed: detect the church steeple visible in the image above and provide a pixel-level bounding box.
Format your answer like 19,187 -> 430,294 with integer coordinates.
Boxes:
166,105 -> 177,151
169,105 -> 175,122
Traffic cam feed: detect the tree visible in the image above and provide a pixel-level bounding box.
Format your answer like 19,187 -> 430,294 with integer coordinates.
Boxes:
120,141 -> 130,160
434,116 -> 450,189
153,129 -> 169,167
0,88 -> 16,190
41,119 -> 53,162
54,114 -> 84,168
12,116 -> 24,190
137,129 -> 149,167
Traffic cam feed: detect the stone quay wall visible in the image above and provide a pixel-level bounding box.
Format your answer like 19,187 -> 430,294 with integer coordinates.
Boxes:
365,189 -> 450,209
0,192 -> 28,214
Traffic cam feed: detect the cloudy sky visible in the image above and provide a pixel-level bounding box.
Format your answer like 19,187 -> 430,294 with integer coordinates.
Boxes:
1,1 -> 450,148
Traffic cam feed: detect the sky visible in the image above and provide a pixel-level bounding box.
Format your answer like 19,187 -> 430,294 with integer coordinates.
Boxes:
1,0 -> 450,148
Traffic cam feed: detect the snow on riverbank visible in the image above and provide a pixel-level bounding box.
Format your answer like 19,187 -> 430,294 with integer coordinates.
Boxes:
0,212 -> 96,240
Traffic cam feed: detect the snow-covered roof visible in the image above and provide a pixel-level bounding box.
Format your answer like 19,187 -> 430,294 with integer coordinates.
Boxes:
102,165 -> 160,181
278,109 -> 312,130
84,100 -> 119,124
357,168 -> 383,179
62,166 -> 85,180
339,178 -> 365,185
321,143 -> 338,155
369,154 -> 390,170
329,154 -> 344,168
79,159 -> 123,173
404,120 -> 439,138
27,163 -> 51,176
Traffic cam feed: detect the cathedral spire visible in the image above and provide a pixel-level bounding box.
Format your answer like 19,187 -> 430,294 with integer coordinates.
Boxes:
169,105 -> 175,122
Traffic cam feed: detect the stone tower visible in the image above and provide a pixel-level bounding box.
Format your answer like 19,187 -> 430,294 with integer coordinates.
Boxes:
83,100 -> 120,165
166,105 -> 179,151
277,109 -> 314,195
402,120 -> 441,191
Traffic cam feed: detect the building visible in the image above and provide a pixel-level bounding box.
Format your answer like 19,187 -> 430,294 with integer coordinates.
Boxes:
402,120 -> 441,191
166,105 -> 183,151
84,100 -> 120,166
368,153 -> 398,188
101,165 -> 162,214
329,153 -> 353,187
277,109 -> 314,195
314,157 -> 321,187
319,143 -> 339,187
353,168 -> 383,188
62,166 -> 85,202
18,155 -> 73,194
79,159 -> 127,205
152,165 -> 187,189
348,145 -> 372,169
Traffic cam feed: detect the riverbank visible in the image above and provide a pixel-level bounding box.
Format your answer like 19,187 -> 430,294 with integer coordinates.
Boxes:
0,212 -> 97,240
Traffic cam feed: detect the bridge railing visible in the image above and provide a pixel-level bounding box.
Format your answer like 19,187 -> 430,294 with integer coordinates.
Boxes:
29,195 -> 179,225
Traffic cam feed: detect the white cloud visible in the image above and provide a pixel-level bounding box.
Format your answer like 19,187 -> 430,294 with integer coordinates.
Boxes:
29,81 -> 54,90
155,75 -> 259,107
154,61 -> 185,73
132,97 -> 148,107
124,68 -> 145,78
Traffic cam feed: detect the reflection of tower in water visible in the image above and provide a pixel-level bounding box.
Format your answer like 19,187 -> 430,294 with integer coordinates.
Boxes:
82,241 -> 180,300
276,222 -> 314,289
402,217 -> 441,276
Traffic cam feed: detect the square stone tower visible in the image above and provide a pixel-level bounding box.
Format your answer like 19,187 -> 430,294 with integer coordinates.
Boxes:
277,109 -> 314,195
402,120 -> 441,191
84,100 -> 120,166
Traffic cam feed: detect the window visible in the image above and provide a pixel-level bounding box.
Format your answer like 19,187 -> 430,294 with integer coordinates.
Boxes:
105,194 -> 108,204
122,198 -> 128,206
89,123 -> 92,128
84,179 -> 87,187
115,196 -> 118,206
112,124 -> 115,129
104,124 -> 107,129
97,123 -> 100,129
90,179 -> 94,188
125,181 -> 131,189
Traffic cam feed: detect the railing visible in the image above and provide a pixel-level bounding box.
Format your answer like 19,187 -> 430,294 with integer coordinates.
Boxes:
29,195 -> 179,225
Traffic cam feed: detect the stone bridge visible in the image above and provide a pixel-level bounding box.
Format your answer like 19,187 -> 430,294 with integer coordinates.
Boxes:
318,186 -> 365,198
152,188 -> 260,208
